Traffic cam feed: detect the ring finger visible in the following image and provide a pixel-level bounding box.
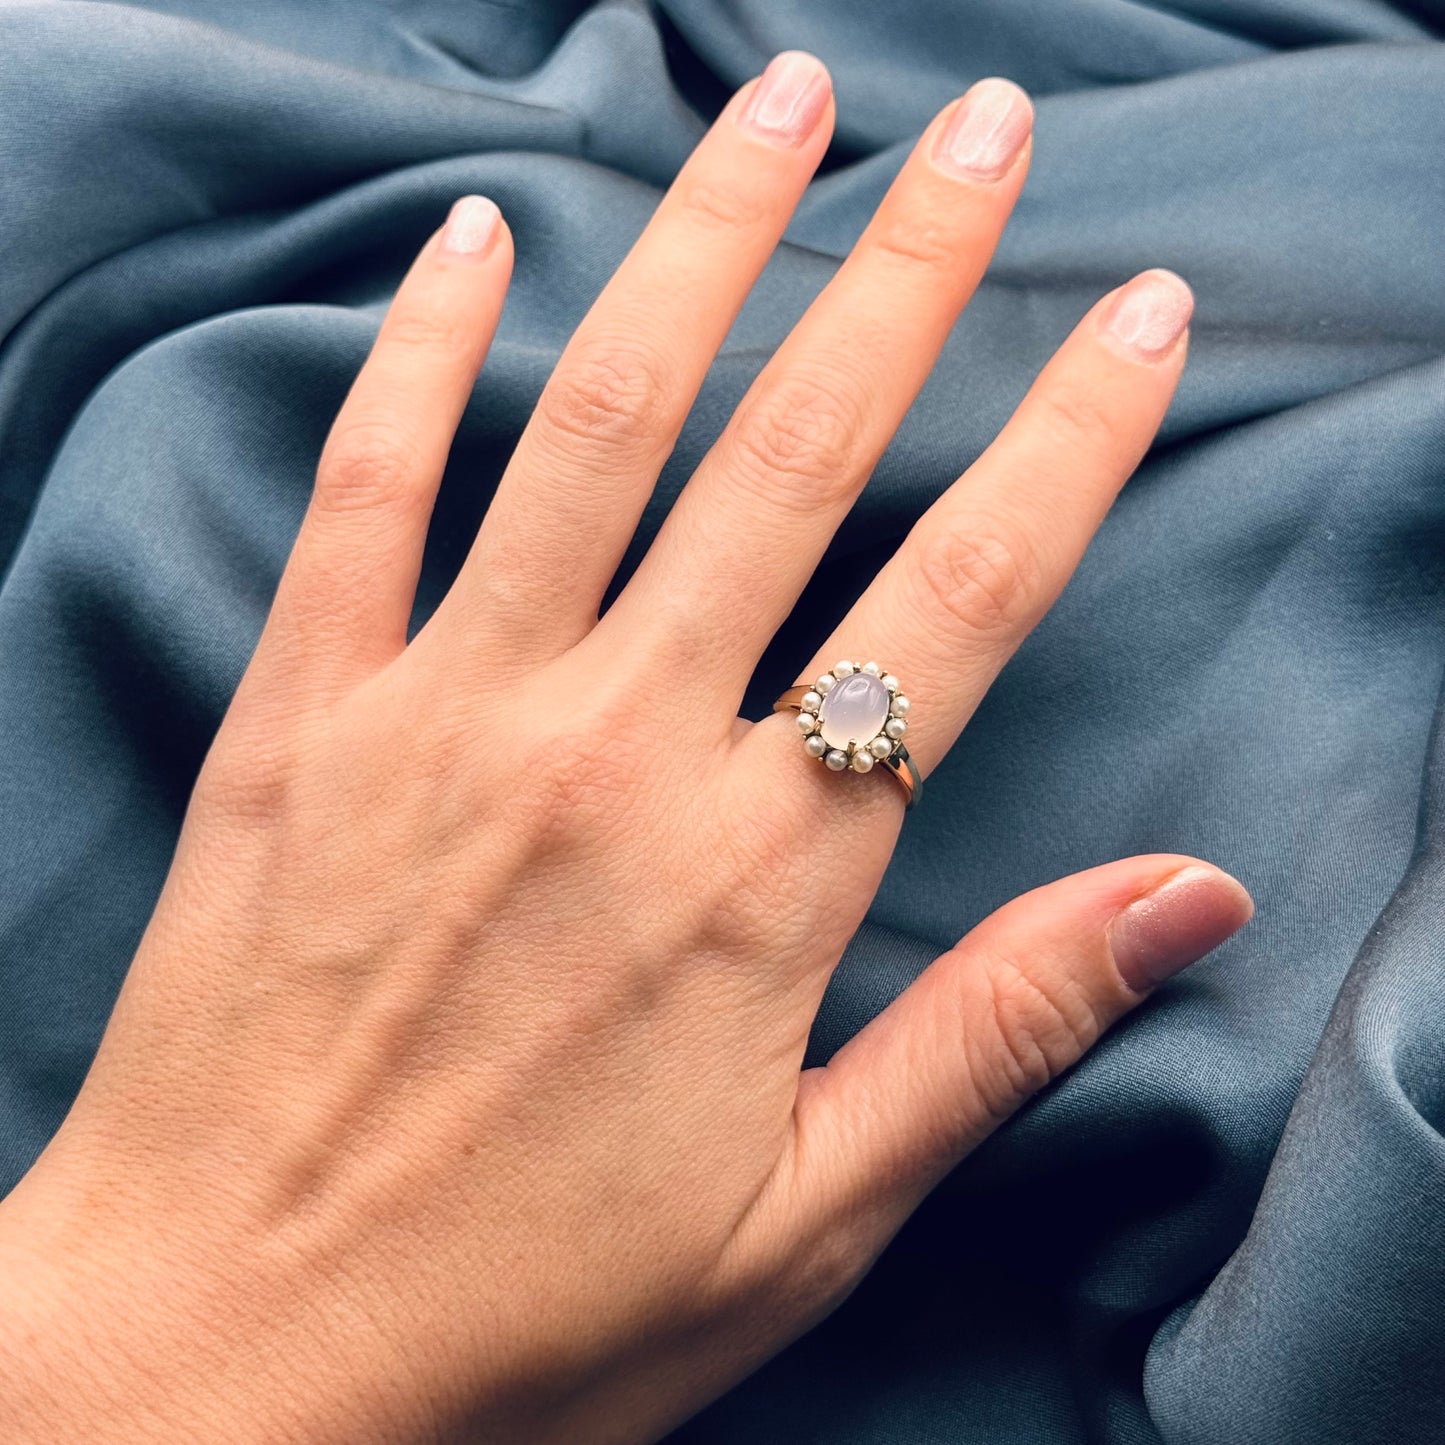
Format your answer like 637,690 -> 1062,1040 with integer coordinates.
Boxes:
759,266 -> 1195,809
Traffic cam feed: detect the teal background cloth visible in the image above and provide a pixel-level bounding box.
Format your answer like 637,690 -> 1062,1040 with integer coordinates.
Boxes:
2,2 -> 1443,1439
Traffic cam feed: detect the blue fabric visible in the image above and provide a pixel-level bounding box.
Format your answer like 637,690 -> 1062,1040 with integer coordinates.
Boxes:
2,2 -> 1442,1439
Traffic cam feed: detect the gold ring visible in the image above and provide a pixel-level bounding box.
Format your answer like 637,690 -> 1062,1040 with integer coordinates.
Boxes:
772,660 -> 921,809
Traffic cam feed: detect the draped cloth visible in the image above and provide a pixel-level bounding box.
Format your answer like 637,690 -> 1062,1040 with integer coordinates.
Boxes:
2,2 -> 1443,1439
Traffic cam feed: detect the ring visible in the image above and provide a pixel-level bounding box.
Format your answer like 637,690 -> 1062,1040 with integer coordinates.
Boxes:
772,660 -> 922,809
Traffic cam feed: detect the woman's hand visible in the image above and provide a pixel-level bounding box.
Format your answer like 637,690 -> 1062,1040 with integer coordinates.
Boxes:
0,54 -> 1251,1444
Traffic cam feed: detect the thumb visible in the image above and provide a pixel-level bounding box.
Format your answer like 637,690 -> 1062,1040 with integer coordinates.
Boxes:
790,854 -> 1253,1231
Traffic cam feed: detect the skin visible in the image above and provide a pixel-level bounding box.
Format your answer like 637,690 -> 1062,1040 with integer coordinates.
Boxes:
0,56 -> 1253,1444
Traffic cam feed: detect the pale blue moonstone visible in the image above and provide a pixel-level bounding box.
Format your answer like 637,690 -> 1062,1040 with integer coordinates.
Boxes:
818,672 -> 889,750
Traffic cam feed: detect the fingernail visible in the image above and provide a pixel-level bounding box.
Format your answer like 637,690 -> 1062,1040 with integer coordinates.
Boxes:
932,77 -> 1033,181
440,195 -> 501,256
1108,865 -> 1254,994
739,51 -> 832,148
1100,268 -> 1194,360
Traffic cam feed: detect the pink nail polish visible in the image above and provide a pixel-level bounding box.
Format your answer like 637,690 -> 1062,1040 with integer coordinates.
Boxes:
440,195 -> 501,256
932,77 -> 1033,182
739,51 -> 832,148
1108,866 -> 1254,994
1100,268 -> 1195,359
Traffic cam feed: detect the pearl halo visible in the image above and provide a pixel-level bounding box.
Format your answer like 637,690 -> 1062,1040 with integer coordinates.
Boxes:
794,659 -> 909,776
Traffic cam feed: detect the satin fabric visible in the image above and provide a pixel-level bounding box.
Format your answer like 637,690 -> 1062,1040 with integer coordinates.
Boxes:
2,2 -> 1442,1439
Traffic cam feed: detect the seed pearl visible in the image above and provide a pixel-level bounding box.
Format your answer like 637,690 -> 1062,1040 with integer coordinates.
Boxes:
833,660 -> 856,678
804,733 -> 828,758
797,712 -> 819,734
868,735 -> 893,758
861,660 -> 881,676
884,716 -> 907,740
881,673 -> 900,693
801,690 -> 823,712
889,694 -> 910,717
824,749 -> 849,771
815,673 -> 835,695
851,749 -> 875,772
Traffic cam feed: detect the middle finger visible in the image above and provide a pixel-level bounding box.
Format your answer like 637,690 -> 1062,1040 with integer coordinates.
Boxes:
599,77 -> 1035,699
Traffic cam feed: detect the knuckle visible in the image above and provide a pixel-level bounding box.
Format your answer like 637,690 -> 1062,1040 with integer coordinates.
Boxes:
536,337 -> 673,457
722,805 -> 798,896
530,732 -> 633,835
728,372 -> 865,511
381,304 -> 472,355
976,953 -> 1103,1115
911,521 -> 1043,639
520,685 -> 650,845
190,725 -> 302,830
703,804 -> 807,951
1034,377 -> 1127,453
673,174 -> 770,234
867,207 -> 962,274
314,421 -> 421,515
191,758 -> 279,827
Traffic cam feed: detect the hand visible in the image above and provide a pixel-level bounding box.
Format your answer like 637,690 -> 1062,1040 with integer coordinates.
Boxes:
0,54 -> 1251,1444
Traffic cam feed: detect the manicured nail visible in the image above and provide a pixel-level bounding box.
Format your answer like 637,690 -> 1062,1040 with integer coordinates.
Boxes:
739,51 -> 831,147
933,77 -> 1033,181
1108,865 -> 1254,994
440,195 -> 501,256
1100,268 -> 1194,359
